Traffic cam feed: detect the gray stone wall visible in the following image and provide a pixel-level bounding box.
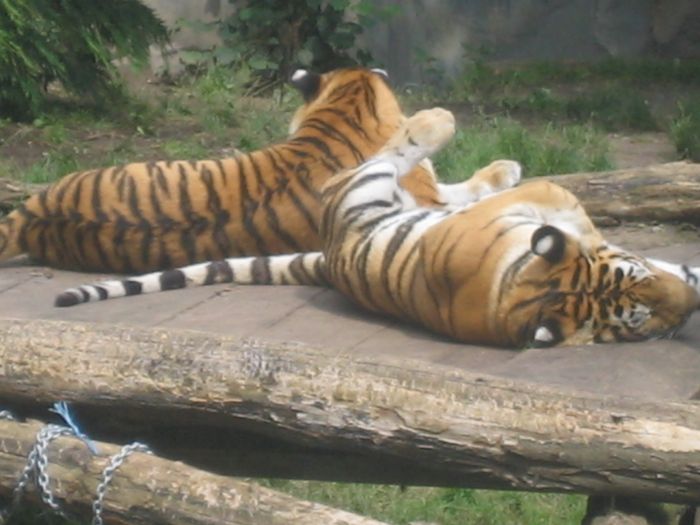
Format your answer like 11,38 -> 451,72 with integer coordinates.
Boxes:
143,0 -> 700,84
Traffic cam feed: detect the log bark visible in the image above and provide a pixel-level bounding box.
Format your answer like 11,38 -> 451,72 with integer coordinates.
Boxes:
543,161 -> 700,225
0,318 -> 699,503
0,417 -> 387,525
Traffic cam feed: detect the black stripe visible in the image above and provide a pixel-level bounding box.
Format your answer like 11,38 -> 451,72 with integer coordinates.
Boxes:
122,279 -> 143,295
159,270 -> 186,290
204,260 -> 234,285
251,258 -> 272,283
379,211 -> 431,303
304,119 -> 364,163
289,136 -> 343,169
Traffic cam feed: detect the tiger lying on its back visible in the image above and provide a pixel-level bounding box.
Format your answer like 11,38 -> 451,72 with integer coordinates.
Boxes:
56,109 -> 700,348
0,68 -> 480,273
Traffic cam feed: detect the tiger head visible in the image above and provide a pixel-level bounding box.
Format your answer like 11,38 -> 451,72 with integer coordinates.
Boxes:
422,180 -> 699,348
288,67 -> 400,140
501,225 -> 699,348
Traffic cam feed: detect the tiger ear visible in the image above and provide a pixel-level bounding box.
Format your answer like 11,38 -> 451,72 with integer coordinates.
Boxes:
370,68 -> 389,80
531,225 -> 566,264
290,69 -> 321,102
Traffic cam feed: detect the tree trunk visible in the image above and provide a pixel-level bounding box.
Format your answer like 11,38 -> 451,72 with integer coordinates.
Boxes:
0,417 -> 388,525
0,318 -> 699,504
543,161 -> 700,225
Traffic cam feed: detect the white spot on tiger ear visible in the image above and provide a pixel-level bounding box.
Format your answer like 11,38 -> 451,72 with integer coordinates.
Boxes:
534,326 -> 554,344
533,235 -> 554,256
371,68 -> 389,79
291,69 -> 308,82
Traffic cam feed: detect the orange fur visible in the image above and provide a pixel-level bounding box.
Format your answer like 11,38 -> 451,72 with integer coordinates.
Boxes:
0,68 -> 443,272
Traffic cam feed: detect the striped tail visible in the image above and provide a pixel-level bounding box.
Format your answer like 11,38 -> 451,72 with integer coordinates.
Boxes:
54,252 -> 328,307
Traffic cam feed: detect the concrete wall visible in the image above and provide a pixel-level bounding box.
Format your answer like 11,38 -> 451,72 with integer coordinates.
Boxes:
143,0 -> 700,84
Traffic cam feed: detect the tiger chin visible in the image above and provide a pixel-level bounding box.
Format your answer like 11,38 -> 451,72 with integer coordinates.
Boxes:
54,108 -> 700,349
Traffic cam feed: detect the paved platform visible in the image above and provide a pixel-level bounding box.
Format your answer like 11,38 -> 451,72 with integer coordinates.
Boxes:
1,239 -> 699,402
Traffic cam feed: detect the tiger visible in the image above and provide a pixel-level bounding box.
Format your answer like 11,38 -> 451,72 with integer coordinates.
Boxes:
0,67 -> 482,273
54,108 -> 700,348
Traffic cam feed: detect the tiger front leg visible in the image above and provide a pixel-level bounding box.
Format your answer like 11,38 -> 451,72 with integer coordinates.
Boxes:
646,258 -> 700,305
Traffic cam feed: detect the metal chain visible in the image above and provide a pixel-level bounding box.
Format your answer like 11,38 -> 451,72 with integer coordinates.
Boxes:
92,442 -> 151,525
14,424 -> 74,515
1,408 -> 153,525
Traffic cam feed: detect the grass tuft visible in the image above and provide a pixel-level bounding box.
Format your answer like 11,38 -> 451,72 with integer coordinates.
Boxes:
261,480 -> 587,525
434,118 -> 612,182
670,97 -> 700,162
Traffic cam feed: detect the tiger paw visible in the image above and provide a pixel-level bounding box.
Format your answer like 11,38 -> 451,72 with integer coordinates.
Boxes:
438,159 -> 522,206
381,108 -> 456,166
470,159 -> 522,194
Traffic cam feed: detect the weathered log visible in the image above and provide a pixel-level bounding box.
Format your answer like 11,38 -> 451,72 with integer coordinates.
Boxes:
543,161 -> 700,225
0,417 -> 387,525
0,318 -> 699,503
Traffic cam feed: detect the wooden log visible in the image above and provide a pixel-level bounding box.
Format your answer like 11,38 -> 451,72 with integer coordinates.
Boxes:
543,161 -> 700,225
0,417 -> 388,525
0,318 -> 699,503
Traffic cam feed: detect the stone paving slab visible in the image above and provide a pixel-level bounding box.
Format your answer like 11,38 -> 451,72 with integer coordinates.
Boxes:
1,241 -> 699,401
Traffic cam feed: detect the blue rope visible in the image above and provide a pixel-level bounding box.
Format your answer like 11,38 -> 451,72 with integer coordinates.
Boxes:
49,401 -> 99,454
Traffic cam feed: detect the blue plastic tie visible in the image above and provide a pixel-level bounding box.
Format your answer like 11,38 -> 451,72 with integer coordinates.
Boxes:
50,401 -> 99,454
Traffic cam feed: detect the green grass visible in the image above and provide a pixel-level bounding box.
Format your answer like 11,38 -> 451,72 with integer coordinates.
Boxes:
434,118 -> 612,182
447,58 -> 700,132
261,481 -> 587,525
670,96 -> 700,162
455,57 -> 700,96
2,483 -> 586,525
500,85 -> 657,131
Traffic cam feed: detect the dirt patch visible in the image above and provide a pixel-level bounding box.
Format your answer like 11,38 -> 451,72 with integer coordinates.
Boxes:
607,132 -> 678,169
601,222 -> 699,251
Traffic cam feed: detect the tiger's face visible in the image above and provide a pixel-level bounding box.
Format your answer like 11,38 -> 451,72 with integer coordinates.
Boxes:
421,180 -> 699,348
498,225 -> 699,348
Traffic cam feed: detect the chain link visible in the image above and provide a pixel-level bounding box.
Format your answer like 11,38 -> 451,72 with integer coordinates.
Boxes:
14,424 -> 74,515
92,442 -> 151,525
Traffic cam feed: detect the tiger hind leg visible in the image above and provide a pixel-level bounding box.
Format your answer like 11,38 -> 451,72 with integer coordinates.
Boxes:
373,108 -> 457,176
436,159 -> 522,208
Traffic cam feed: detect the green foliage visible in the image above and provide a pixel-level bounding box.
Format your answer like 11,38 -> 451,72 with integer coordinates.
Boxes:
0,0 -> 168,120
182,0 -> 396,85
454,57 -> 700,96
449,56 -> 700,131
434,118 -> 612,182
500,86 -> 657,131
670,97 -> 700,162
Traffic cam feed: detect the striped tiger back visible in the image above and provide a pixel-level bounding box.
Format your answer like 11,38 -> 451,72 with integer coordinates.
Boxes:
0,67 -> 444,273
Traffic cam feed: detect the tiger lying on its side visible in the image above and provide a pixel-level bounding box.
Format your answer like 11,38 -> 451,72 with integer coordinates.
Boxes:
0,68 -> 486,273
55,108 -> 700,348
